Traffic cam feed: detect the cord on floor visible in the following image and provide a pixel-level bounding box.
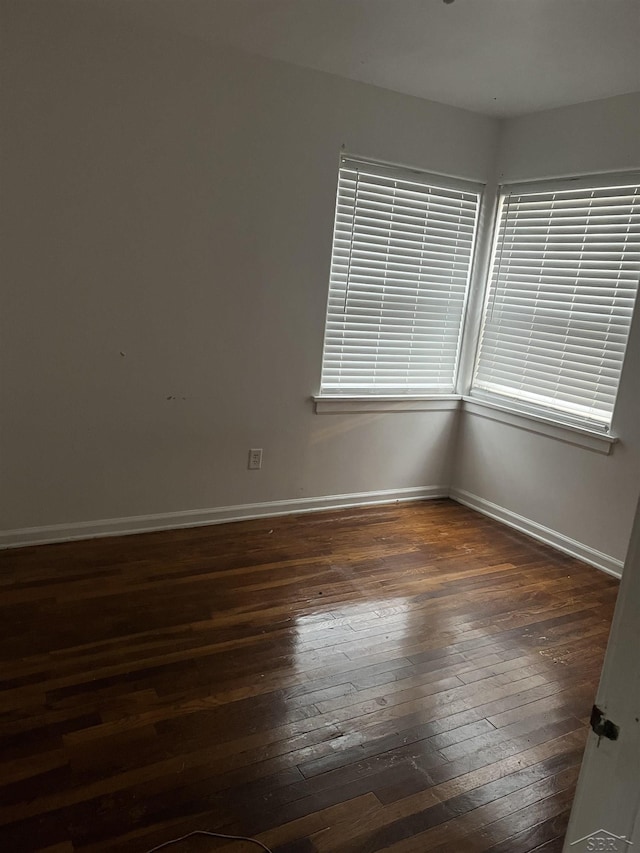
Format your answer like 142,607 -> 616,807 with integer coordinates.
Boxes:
145,829 -> 273,852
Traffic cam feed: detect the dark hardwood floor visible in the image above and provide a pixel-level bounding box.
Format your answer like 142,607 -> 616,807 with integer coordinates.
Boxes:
0,499 -> 619,853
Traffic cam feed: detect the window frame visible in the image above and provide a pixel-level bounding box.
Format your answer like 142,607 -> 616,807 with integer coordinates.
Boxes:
315,153 -> 484,403
314,161 -> 639,448
468,171 -> 640,435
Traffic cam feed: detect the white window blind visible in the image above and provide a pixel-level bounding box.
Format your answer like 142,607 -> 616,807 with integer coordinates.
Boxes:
473,177 -> 640,430
320,156 -> 481,395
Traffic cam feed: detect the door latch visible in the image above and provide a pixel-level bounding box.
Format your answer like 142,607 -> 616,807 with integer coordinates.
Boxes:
590,705 -> 619,744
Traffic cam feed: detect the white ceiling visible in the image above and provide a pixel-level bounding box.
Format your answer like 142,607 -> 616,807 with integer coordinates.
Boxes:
109,0 -> 640,116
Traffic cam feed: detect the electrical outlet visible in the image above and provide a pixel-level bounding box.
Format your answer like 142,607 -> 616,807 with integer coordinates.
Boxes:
248,448 -> 263,470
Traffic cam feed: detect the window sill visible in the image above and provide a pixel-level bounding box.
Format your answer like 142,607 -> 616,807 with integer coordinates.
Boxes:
313,395 -> 462,414
462,397 -> 618,455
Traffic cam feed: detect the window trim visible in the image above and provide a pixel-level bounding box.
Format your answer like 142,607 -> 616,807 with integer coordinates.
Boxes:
313,394 -> 462,414
462,396 -> 617,454
312,391 -> 618,454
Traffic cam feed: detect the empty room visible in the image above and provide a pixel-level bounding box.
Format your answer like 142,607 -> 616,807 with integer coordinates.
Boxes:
2,1 -> 640,851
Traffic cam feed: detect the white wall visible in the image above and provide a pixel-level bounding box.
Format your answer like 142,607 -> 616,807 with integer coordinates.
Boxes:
4,3 -> 638,564
452,93 -> 640,567
0,1 -> 497,538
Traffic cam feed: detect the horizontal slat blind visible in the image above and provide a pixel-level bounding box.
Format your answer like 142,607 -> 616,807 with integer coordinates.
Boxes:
473,179 -> 640,428
320,157 -> 481,394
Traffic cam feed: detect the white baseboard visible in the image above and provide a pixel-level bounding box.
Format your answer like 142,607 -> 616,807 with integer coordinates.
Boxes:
3,485 -> 623,579
450,487 -> 623,579
0,485 -> 448,550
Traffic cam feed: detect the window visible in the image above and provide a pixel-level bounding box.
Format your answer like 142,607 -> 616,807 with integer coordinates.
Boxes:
319,156 -> 481,396
472,177 -> 640,431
